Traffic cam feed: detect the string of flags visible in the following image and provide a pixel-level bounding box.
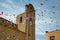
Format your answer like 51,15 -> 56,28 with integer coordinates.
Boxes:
0,11 -> 17,17
0,0 -> 60,32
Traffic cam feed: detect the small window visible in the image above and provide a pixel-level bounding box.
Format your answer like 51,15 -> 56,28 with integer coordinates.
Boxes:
12,24 -> 14,27
2,20 -> 4,24
50,36 -> 55,40
15,25 -> 18,29
11,23 -> 14,27
20,17 -> 22,23
30,7 -> 32,9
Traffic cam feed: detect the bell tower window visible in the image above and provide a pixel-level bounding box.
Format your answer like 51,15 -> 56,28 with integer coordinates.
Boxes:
20,17 -> 22,23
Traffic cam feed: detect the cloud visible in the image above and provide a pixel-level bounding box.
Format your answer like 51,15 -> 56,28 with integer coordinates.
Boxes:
0,0 -> 25,23
6,0 -> 13,4
36,39 -> 40,40
36,35 -> 45,40
6,0 -> 16,8
0,0 -> 25,14
5,0 -> 25,10
35,17 -> 58,35
0,2 -> 13,10
35,22 -> 45,35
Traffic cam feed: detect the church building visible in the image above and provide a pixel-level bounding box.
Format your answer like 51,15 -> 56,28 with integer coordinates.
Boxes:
0,4 -> 35,40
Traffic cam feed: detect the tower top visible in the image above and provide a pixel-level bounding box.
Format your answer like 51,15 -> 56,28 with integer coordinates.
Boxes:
25,4 -> 35,12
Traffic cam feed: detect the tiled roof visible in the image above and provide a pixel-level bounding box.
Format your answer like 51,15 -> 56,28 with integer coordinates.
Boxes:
0,17 -> 17,29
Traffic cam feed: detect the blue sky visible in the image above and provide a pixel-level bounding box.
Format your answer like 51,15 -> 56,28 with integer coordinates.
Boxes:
0,0 -> 60,40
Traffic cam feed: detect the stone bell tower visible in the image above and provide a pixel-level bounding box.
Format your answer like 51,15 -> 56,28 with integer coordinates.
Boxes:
25,4 -> 35,40
16,4 -> 35,40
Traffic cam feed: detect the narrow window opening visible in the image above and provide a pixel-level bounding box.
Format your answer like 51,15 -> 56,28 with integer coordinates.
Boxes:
20,17 -> 22,23
50,36 -> 55,40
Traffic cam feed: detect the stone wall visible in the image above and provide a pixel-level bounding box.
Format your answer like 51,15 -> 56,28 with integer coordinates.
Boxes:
0,24 -> 26,40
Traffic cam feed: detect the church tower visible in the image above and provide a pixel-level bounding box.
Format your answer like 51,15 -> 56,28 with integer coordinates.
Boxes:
16,4 -> 35,40
25,4 -> 35,40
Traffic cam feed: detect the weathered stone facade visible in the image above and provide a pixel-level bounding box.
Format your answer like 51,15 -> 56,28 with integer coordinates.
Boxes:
46,30 -> 60,40
0,4 -> 35,40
